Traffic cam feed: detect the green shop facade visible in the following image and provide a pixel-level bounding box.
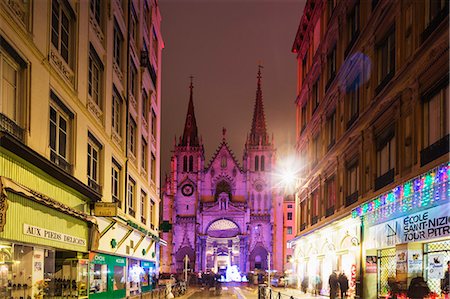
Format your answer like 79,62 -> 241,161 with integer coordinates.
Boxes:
0,134 -> 161,299
0,133 -> 100,299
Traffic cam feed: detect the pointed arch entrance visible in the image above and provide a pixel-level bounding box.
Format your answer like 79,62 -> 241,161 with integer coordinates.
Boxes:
249,245 -> 269,270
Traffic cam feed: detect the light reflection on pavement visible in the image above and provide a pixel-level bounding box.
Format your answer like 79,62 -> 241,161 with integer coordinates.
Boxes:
187,283 -> 258,299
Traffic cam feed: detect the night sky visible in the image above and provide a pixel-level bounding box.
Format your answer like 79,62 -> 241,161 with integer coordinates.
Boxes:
160,0 -> 306,178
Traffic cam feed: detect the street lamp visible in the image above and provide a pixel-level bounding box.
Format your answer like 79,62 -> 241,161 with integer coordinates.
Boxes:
272,155 -> 305,194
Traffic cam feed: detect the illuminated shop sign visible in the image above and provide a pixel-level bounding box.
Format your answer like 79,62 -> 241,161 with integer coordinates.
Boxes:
23,224 -> 86,246
367,204 -> 450,248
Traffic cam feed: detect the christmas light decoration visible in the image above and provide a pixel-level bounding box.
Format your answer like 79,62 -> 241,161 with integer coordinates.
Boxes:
352,163 -> 449,222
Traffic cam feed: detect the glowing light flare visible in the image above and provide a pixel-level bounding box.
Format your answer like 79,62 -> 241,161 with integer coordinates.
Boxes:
272,155 -> 306,194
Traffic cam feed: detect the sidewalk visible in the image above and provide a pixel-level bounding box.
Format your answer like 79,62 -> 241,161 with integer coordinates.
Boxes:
177,286 -> 200,299
268,287 -> 329,299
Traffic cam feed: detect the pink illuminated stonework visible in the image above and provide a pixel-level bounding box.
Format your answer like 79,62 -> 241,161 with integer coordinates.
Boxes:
161,68 -> 285,274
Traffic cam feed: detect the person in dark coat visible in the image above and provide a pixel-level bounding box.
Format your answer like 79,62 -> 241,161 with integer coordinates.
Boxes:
388,277 -> 400,299
301,276 -> 309,293
329,272 -> 339,299
338,272 -> 349,299
442,261 -> 450,299
407,276 -> 430,299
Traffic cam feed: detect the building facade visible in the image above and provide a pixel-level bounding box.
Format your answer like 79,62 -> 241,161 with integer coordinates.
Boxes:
0,0 -> 164,298
161,69 -> 285,275
290,0 -> 448,298
283,195 -> 297,271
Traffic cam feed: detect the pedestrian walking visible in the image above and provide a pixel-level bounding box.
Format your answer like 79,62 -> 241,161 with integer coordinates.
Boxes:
407,276 -> 430,299
313,275 -> 322,296
338,272 -> 349,299
301,276 -> 309,293
329,272 -> 339,299
387,277 -> 400,299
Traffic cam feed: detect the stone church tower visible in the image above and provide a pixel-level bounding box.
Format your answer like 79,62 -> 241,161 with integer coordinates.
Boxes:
161,68 -> 284,274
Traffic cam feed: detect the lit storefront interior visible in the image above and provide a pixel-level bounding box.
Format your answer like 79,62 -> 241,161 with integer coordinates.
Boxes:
290,217 -> 361,297
353,163 -> 449,299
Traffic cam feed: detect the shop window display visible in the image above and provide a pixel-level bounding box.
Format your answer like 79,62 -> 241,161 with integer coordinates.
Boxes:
90,263 -> 107,293
128,259 -> 142,294
425,239 -> 450,295
113,265 -> 125,291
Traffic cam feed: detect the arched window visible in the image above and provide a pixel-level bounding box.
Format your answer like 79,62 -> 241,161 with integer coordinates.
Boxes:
261,156 -> 265,171
255,156 -> 259,171
183,156 -> 188,172
189,155 -> 194,172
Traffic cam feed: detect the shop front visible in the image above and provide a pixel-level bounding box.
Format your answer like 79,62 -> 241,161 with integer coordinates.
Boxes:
0,177 -> 91,299
352,163 -> 450,299
92,216 -> 160,297
140,261 -> 156,293
290,216 -> 361,297
89,252 -> 126,299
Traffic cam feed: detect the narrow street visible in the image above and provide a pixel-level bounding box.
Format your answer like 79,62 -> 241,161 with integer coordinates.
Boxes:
184,283 -> 331,299
186,283 -> 258,299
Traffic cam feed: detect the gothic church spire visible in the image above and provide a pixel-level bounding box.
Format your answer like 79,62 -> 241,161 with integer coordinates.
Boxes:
248,65 -> 269,146
180,77 -> 200,146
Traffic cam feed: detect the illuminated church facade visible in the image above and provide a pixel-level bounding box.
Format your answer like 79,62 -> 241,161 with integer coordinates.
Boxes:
160,68 -> 284,274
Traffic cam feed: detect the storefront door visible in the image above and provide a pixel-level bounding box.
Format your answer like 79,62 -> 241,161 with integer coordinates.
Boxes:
89,253 -> 126,299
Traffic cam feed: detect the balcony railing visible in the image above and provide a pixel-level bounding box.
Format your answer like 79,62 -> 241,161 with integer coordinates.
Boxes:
420,134 -> 449,166
421,5 -> 449,43
345,191 -> 358,207
325,206 -> 335,217
300,223 -> 306,231
0,113 -> 25,142
50,150 -> 72,174
374,168 -> 395,191
311,215 -> 318,225
149,65 -> 157,87
141,217 -> 147,225
128,208 -> 136,217
88,178 -> 102,194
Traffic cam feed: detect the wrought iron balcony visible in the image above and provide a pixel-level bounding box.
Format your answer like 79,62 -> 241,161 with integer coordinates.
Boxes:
50,150 -> 72,174
420,134 -> 449,167
0,113 -> 25,142
325,206 -> 335,217
345,191 -> 358,207
149,64 -> 157,87
375,168 -> 395,191
311,215 -> 318,225
300,223 -> 306,231
128,208 -> 136,217
141,216 -> 147,225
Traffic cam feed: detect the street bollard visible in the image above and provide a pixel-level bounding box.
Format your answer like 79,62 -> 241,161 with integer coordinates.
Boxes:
278,292 -> 281,299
